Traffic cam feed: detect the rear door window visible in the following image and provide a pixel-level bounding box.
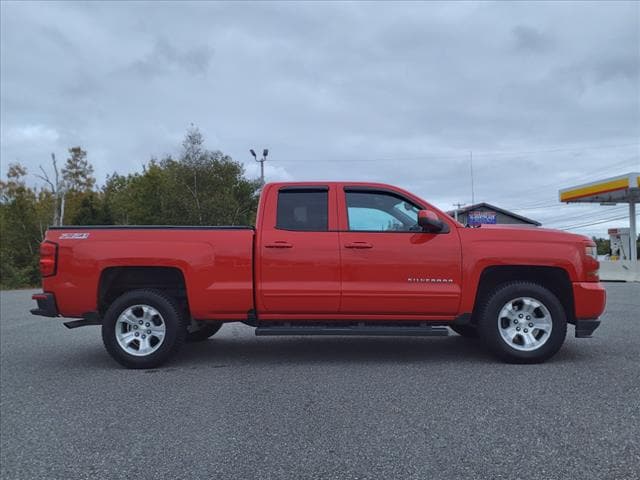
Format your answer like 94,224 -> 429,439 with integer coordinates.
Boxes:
276,189 -> 328,231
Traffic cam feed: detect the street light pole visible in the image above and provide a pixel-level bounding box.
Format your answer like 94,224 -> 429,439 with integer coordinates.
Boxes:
469,151 -> 475,205
250,148 -> 268,187
630,200 -> 637,262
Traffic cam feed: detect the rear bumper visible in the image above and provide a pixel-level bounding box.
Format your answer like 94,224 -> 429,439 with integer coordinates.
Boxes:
30,292 -> 59,317
572,282 -> 606,320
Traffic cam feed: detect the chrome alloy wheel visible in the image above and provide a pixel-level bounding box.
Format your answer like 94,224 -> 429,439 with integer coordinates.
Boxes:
497,297 -> 553,352
115,305 -> 166,356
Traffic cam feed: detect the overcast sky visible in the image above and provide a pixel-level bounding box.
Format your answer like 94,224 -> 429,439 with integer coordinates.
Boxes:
1,1 -> 639,236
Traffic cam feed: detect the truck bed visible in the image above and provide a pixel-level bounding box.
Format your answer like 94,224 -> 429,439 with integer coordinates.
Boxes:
42,226 -> 255,320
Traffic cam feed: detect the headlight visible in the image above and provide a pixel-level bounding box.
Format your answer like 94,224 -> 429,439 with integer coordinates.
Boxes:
585,245 -> 598,259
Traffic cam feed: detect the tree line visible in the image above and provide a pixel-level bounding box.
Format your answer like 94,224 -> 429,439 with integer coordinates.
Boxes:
0,127 -> 260,288
1,126 -> 635,289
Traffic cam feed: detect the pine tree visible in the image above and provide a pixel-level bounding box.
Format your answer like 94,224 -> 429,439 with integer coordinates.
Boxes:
62,147 -> 95,192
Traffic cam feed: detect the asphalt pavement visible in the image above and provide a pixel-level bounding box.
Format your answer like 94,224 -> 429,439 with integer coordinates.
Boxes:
1,284 -> 639,480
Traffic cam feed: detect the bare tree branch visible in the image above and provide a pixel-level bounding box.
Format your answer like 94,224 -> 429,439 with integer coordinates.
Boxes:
34,153 -> 65,226
35,165 -> 55,190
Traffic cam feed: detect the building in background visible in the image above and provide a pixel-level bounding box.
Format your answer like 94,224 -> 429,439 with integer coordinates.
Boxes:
446,203 -> 541,227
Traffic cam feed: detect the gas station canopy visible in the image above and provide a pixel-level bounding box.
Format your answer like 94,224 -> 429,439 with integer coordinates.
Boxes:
559,172 -> 639,263
559,172 -> 640,203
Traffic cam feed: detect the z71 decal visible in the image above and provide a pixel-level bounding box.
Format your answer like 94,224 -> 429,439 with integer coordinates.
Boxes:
59,232 -> 90,240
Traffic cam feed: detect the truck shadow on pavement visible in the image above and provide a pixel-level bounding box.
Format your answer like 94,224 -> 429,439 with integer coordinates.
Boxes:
67,336 -> 493,370
93,335 -> 593,369
63,332 -> 595,370
176,336 -> 497,367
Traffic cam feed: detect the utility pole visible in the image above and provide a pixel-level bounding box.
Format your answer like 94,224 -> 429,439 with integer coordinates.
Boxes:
452,202 -> 466,222
250,148 -> 269,187
470,150 -> 475,205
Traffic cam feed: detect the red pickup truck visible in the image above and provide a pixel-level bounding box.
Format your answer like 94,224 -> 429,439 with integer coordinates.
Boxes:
31,182 -> 606,368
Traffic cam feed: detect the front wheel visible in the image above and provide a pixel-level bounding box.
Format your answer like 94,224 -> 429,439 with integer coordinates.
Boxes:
477,282 -> 567,363
102,289 -> 186,369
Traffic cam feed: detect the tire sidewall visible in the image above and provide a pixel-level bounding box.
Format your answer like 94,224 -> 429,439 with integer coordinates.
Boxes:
102,290 -> 185,368
479,283 -> 567,363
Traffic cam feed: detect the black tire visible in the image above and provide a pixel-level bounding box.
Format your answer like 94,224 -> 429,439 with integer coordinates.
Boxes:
186,322 -> 223,342
449,324 -> 479,338
477,281 -> 567,364
102,289 -> 186,369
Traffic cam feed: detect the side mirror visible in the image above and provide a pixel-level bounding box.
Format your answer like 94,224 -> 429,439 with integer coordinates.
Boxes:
418,210 -> 444,233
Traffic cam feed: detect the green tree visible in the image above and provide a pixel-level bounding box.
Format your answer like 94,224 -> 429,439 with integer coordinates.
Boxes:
104,126 -> 259,226
62,147 -> 95,192
159,126 -> 259,226
121,161 -> 171,225
0,163 -> 41,287
61,147 -> 97,224
592,237 -> 610,256
101,172 -> 132,224
70,191 -> 109,225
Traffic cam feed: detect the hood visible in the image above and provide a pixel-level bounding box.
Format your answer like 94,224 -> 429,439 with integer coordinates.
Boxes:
460,223 -> 592,244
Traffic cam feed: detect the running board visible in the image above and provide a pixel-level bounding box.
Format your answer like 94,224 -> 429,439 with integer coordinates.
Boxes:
255,324 -> 449,337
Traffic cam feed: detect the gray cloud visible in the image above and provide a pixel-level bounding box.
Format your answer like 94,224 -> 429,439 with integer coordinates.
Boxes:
1,0 -> 638,236
126,39 -> 214,78
512,25 -> 554,53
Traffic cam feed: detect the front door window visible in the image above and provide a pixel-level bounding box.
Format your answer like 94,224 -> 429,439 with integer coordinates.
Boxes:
346,191 -> 421,232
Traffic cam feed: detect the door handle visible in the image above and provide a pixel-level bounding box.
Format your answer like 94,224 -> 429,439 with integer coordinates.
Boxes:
344,242 -> 373,249
265,241 -> 293,248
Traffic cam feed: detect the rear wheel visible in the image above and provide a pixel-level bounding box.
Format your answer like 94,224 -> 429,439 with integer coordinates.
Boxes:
102,289 -> 186,369
477,282 -> 567,363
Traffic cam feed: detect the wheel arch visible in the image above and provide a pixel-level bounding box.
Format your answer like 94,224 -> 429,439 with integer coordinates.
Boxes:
98,266 -> 189,316
472,265 -> 575,325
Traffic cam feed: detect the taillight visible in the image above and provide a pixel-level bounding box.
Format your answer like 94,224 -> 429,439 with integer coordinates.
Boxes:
39,241 -> 58,277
